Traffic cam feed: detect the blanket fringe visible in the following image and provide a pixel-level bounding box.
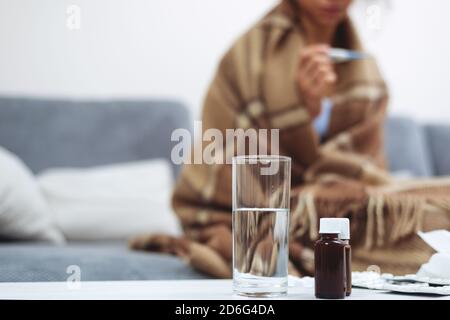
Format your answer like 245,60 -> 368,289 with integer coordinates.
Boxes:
365,193 -> 427,249
291,191 -> 318,240
291,180 -> 450,250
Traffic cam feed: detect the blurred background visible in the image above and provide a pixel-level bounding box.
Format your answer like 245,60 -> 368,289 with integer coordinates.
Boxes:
1,0 -> 450,121
0,0 -> 449,283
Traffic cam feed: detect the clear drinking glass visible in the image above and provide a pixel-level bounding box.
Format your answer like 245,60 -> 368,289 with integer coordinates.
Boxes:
232,155 -> 291,297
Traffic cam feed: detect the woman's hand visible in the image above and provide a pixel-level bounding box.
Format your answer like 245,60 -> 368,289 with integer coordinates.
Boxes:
297,44 -> 337,119
196,224 -> 232,262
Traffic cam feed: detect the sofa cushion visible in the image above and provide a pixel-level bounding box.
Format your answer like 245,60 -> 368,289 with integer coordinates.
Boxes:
0,147 -> 65,243
0,242 -> 209,282
424,124 -> 450,176
384,117 -> 433,176
37,160 -> 181,241
0,97 -> 191,178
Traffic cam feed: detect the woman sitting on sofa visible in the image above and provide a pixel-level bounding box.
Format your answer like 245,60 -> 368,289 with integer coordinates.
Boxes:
132,0 -> 450,277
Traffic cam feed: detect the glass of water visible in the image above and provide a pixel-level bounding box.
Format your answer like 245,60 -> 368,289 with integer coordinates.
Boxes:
232,155 -> 291,297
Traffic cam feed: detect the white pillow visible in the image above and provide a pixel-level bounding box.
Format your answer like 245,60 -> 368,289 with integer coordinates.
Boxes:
0,147 -> 65,243
37,160 -> 182,241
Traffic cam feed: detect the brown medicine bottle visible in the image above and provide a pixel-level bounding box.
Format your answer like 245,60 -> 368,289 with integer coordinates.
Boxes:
314,218 -> 346,299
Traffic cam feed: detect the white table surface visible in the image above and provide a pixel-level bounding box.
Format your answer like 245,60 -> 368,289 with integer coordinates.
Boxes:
0,279 -> 448,300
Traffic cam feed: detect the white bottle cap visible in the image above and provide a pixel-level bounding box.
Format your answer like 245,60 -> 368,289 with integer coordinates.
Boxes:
319,218 -> 342,234
335,218 -> 350,240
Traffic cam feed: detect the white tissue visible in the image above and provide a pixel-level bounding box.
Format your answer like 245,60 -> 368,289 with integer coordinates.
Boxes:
418,230 -> 450,254
417,229 -> 450,279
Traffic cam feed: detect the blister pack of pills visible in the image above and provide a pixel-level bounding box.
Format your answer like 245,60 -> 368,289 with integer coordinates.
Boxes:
352,272 -> 450,296
382,274 -> 450,286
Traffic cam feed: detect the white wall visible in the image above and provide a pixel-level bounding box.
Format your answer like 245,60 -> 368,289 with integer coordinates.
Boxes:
351,0 -> 450,123
0,0 -> 275,121
0,0 -> 449,123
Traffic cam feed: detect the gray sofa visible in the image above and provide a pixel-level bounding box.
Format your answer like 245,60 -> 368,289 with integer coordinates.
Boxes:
0,96 -> 449,282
